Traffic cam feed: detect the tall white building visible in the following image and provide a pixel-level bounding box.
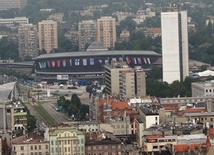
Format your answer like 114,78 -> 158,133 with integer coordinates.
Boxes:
161,10 -> 189,83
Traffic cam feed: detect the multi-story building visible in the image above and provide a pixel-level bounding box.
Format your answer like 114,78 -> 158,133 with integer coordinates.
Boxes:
105,62 -> 146,98
0,0 -> 27,10
38,20 -> 58,54
97,16 -> 116,49
11,134 -> 49,155
48,13 -> 64,23
78,20 -> 97,51
161,9 -> 189,83
138,104 -> 160,129
85,132 -> 122,155
192,81 -> 214,97
48,127 -> 85,155
0,17 -> 28,27
135,117 -> 144,147
18,24 -> 38,59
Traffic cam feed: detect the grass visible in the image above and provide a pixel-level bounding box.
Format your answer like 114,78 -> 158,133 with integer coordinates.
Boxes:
32,103 -> 58,127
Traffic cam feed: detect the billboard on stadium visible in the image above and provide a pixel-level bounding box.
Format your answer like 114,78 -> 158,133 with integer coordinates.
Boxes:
57,75 -> 69,80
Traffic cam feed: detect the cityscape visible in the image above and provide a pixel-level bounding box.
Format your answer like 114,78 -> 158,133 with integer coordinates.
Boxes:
1,0 -> 214,155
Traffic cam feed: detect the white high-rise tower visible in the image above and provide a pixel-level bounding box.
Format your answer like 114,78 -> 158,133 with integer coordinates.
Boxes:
161,10 -> 189,83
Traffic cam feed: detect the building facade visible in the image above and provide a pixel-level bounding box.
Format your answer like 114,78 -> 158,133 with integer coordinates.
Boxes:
105,62 -> 146,98
161,10 -> 189,83
78,20 -> 97,51
38,20 -> 58,54
0,0 -> 27,10
0,17 -> 28,27
192,81 -> 214,97
97,16 -> 116,49
18,24 -> 38,59
49,127 -> 85,155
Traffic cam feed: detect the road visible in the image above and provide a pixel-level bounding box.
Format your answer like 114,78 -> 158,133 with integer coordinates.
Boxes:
41,101 -> 68,124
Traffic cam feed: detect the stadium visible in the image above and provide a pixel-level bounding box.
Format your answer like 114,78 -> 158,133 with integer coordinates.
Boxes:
33,41 -> 161,81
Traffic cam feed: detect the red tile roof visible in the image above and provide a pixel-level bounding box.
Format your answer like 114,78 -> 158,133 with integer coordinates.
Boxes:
182,108 -> 206,114
146,28 -> 161,33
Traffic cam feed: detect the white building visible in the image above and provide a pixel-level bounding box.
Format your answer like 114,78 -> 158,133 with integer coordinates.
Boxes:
192,81 -> 214,97
161,10 -> 189,83
0,17 -> 28,27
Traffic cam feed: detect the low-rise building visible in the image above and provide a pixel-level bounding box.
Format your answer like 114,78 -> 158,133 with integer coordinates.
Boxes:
192,81 -> 214,97
85,132 -> 122,155
11,134 -> 49,155
48,127 -> 85,155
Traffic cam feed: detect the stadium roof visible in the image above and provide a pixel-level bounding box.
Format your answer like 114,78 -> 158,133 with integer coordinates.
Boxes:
0,82 -> 17,102
86,41 -> 108,51
34,50 -> 161,60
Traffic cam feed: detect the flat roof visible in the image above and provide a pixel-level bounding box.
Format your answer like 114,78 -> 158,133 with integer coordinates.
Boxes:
184,112 -> 214,117
33,50 -> 161,60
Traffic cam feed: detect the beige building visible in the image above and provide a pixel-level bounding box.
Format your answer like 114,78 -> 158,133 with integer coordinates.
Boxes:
0,0 -> 27,10
97,16 -> 116,49
18,24 -> 38,59
49,127 -> 85,155
11,135 -> 49,155
48,13 -> 64,23
78,20 -> 97,51
38,20 -> 58,54
105,62 -> 146,98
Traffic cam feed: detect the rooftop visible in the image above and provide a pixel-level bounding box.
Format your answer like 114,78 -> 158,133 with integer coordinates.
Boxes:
33,50 -> 161,60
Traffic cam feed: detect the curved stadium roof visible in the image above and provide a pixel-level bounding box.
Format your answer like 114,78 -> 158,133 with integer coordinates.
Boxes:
0,82 -> 17,102
34,50 -> 161,60
86,41 -> 108,51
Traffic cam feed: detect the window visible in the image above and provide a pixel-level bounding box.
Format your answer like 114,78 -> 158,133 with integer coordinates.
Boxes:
35,146 -> 37,150
20,146 -> 24,150
153,146 -> 158,149
39,145 -> 41,149
88,146 -> 91,150
81,139 -> 84,144
31,146 -> 33,150
211,118 -> 213,122
45,145 -> 48,149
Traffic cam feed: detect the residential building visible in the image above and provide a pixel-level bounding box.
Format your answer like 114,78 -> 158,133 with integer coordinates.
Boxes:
97,16 -> 116,49
78,20 -> 97,51
11,134 -> 49,155
112,11 -> 134,22
144,28 -> 161,38
161,10 -> 189,83
18,24 -> 38,59
142,135 -> 177,153
135,117 -> 144,147
0,17 -> 28,27
120,29 -> 130,42
104,62 -> 146,98
38,20 -> 58,54
0,0 -> 27,10
48,127 -> 85,155
48,13 -> 64,23
192,81 -> 214,97
138,104 -> 160,129
85,132 -> 122,155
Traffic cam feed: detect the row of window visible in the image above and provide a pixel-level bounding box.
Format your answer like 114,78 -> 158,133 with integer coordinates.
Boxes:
19,145 -> 48,151
87,145 -> 120,150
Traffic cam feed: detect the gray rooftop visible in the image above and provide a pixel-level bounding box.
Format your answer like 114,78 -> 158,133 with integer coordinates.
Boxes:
184,112 -> 214,117
86,41 -> 108,51
0,82 -> 17,102
33,50 -> 161,60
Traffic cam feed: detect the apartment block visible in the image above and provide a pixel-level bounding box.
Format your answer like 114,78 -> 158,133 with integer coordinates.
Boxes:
18,24 -> 38,59
49,127 -> 85,155
97,16 -> 116,49
0,0 -> 27,10
104,62 -> 146,98
38,20 -> 58,54
48,13 -> 64,23
78,20 -> 97,51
